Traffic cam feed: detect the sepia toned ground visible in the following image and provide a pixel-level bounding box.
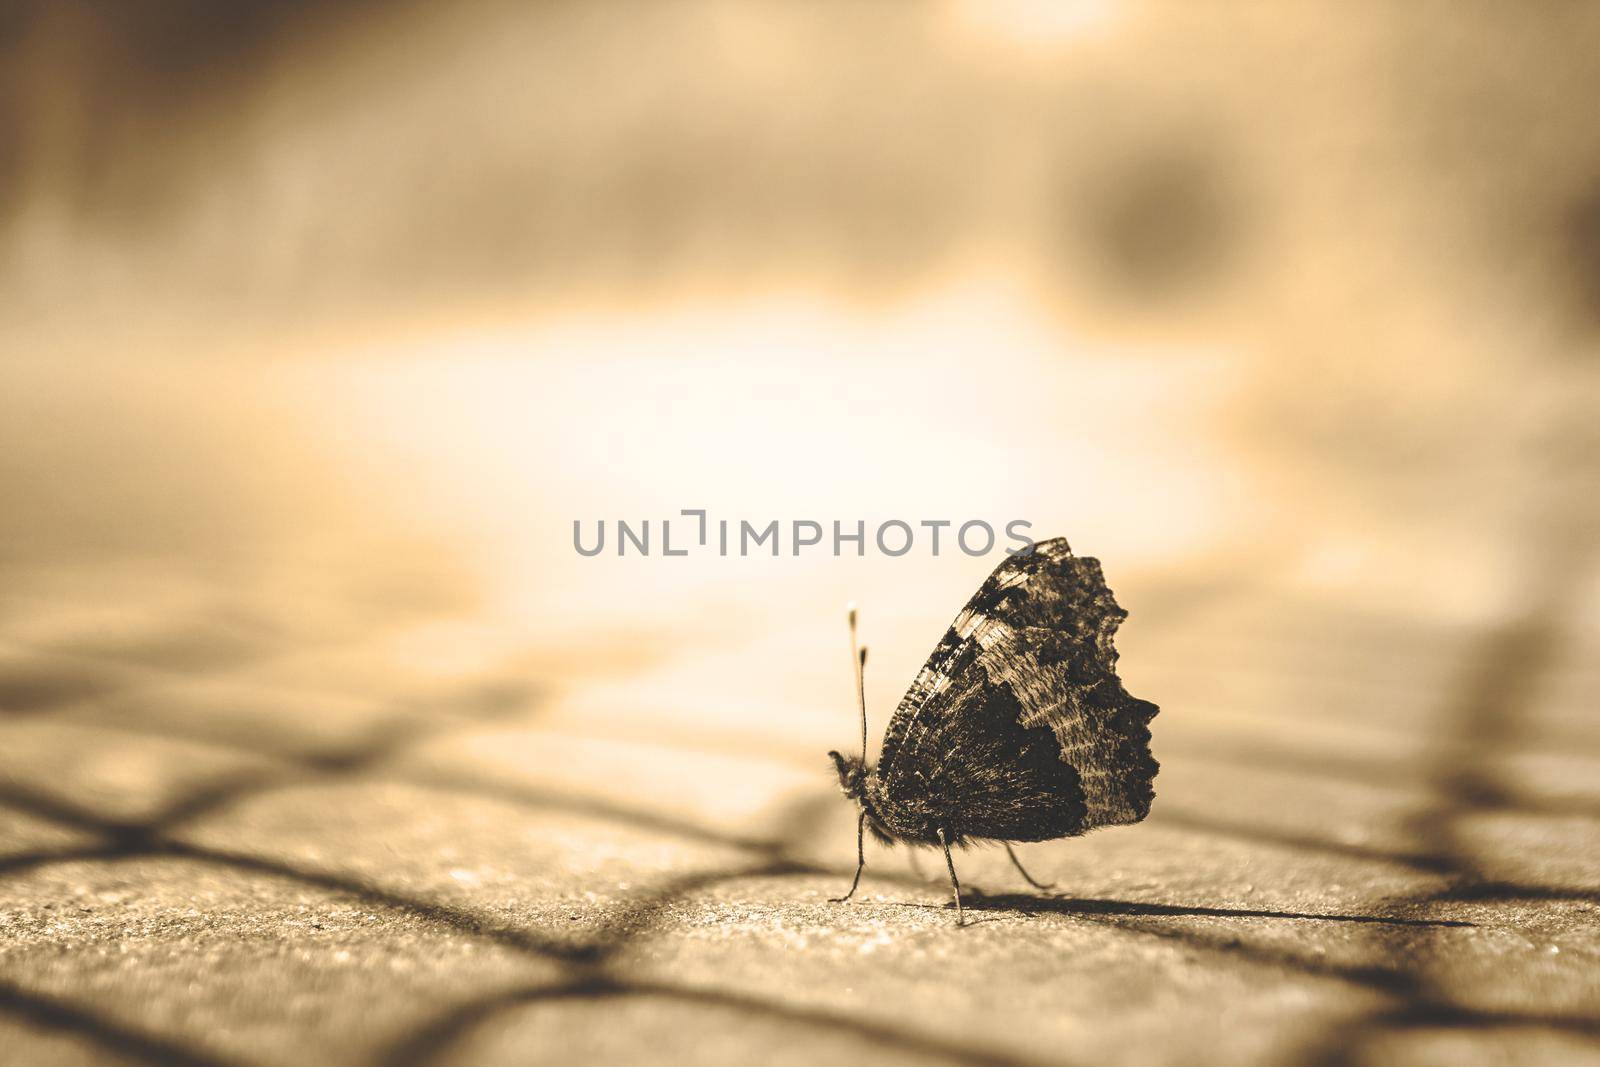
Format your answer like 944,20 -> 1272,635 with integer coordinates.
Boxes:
1,542 -> 1597,1067
4,2 -> 1600,1064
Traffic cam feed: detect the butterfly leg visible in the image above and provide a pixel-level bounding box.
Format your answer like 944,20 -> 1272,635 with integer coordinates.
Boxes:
937,828 -> 964,925
1003,842 -> 1056,891
831,809 -> 867,903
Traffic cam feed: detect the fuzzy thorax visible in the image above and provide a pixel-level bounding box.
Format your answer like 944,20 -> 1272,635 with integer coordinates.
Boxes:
828,750 -> 868,800
828,751 -> 901,846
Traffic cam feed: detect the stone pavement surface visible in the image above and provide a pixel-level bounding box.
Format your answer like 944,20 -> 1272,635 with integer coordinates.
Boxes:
1,559 -> 1598,1067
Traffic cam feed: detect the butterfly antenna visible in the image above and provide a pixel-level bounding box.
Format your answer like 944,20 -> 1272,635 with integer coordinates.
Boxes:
848,603 -> 868,764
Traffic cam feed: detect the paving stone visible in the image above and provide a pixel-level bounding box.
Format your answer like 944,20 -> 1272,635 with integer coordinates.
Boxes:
426,990 -> 967,1067
1,572 -> 1596,1066
398,728 -> 822,846
0,856 -> 562,1067
58,678 -> 407,762
608,873 -> 1396,1067
1351,1028 -> 1600,1067
0,647 -> 148,716
0,809 -> 100,865
0,721 -> 285,826
174,780 -> 763,956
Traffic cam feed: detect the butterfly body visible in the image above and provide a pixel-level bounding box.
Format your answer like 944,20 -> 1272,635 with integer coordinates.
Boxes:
829,538 -> 1158,917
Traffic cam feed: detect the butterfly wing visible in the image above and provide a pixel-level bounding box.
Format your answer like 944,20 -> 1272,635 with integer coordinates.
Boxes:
874,538 -> 1159,842
871,634 -> 1089,842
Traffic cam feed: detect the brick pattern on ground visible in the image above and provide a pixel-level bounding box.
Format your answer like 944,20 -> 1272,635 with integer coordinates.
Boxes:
1,564 -> 1597,1067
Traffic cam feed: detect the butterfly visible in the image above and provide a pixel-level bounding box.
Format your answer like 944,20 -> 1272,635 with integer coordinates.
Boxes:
828,537 -> 1159,923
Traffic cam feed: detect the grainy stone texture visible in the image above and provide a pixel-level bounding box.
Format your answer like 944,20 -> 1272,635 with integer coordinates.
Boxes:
1,561 -> 1597,1067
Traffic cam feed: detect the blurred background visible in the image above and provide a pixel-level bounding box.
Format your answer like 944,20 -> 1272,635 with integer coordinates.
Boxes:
1,3 -> 1598,1066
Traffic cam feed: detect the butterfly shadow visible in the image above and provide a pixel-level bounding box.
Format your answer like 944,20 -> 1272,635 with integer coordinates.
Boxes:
955,889 -> 1476,928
